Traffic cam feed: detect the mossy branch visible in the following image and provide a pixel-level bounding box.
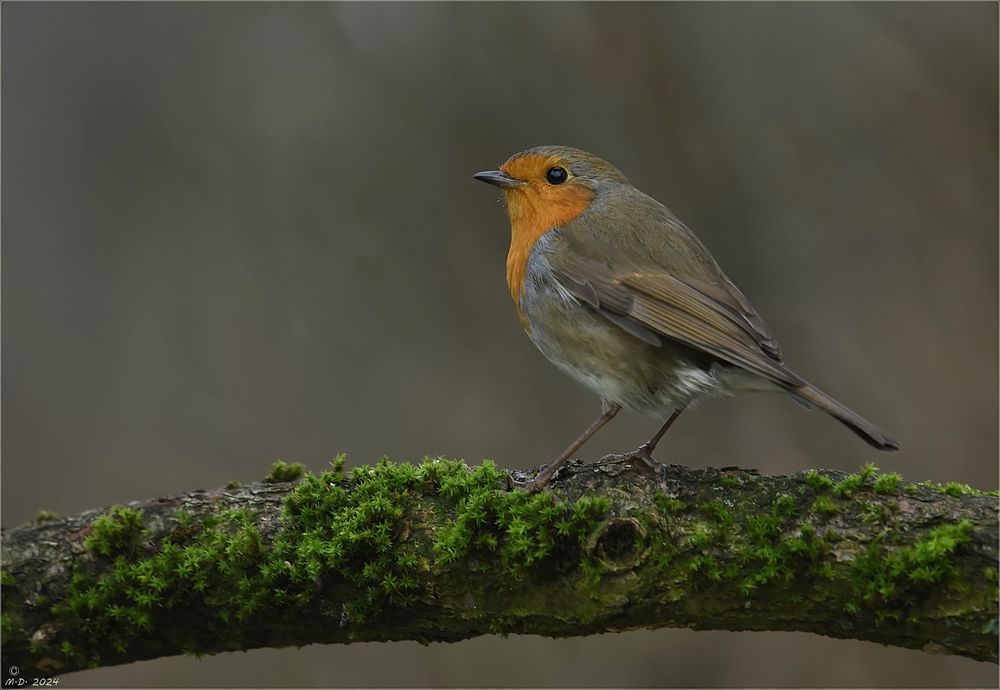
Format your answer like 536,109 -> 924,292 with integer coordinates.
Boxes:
2,457 -> 997,676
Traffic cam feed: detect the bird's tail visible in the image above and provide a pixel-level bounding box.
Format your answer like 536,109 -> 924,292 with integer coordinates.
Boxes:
791,383 -> 900,451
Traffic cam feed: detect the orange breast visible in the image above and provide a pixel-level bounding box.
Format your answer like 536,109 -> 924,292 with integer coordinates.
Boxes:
502,177 -> 595,328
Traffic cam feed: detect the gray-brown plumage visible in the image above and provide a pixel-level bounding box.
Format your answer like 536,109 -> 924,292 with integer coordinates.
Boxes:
474,146 -> 898,489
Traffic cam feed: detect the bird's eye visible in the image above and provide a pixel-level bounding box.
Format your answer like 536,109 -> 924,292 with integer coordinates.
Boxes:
545,166 -> 568,185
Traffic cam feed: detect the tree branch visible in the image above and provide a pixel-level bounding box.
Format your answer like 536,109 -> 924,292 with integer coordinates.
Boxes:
2,457 -> 997,675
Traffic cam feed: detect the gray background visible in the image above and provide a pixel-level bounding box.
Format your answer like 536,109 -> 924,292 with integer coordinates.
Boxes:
3,2 -> 996,687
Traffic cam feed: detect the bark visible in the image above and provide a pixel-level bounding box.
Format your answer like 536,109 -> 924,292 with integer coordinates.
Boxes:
1,457 -> 997,677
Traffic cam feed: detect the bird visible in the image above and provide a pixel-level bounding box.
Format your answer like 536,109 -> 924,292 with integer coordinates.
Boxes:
473,145 -> 899,491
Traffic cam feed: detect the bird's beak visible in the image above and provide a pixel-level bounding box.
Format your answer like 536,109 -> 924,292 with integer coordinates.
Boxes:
473,170 -> 525,189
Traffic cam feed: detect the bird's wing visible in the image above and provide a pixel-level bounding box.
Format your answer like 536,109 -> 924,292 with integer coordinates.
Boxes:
681,272 -> 783,362
550,250 -> 802,388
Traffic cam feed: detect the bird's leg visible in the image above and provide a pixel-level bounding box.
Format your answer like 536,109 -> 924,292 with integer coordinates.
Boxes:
529,402 -> 622,492
640,406 -> 686,458
617,406 -> 687,467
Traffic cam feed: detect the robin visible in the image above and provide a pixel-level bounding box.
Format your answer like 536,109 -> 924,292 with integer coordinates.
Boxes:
474,145 -> 899,491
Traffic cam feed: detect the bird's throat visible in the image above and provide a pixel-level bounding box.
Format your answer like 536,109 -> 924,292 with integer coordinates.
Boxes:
504,185 -> 594,327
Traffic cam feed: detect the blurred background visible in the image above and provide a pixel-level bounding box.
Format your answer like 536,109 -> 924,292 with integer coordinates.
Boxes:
3,2 -> 996,687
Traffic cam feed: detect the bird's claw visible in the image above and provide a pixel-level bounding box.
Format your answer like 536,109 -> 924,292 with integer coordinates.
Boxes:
525,470 -> 556,493
504,469 -> 534,492
601,445 -> 660,470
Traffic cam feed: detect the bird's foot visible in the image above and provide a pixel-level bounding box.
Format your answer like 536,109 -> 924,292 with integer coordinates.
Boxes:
601,443 -> 660,470
526,467 -> 558,493
504,469 -> 534,492
526,478 -> 547,493
525,458 -> 577,493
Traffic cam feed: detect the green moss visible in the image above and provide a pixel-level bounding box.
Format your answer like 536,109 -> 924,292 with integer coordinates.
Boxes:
832,464 -> 916,498
850,520 -> 974,621
50,457 -> 616,667
812,495 -> 838,516
872,472 -> 902,494
38,457 -> 994,668
84,506 -> 146,558
281,456 -> 612,617
732,494 -> 826,595
719,476 -> 740,489
859,500 -> 888,525
692,500 -> 735,546
53,501 -> 280,666
805,470 -> 834,492
684,524 -> 715,549
858,462 -> 878,481
653,492 -> 685,514
36,510 -> 60,522
329,455 -> 348,474
1,570 -> 14,587
773,494 -> 796,517
264,460 -> 306,483
834,474 -> 863,498
909,479 -> 998,498
699,500 -> 734,526
936,481 -> 998,498
174,510 -> 195,531
431,460 -> 610,577
675,487 -> 830,599
689,553 -> 723,581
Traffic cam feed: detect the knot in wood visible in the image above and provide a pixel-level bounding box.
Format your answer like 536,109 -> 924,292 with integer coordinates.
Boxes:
586,516 -> 647,573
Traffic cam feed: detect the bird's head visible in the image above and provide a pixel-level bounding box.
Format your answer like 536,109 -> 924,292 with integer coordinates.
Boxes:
474,145 -> 629,230
474,146 -> 632,318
